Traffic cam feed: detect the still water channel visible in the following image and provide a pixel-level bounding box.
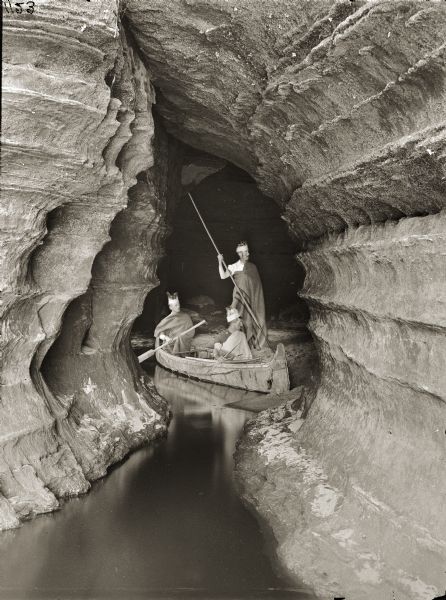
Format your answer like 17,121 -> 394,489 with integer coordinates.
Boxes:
0,367 -> 313,600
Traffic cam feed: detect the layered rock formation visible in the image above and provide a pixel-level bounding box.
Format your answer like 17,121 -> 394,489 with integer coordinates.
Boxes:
2,1 -> 446,598
126,0 -> 446,228
1,4 -> 170,527
237,211 -> 446,599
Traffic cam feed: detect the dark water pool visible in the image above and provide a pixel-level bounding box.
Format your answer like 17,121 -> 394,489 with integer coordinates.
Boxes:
0,368 -> 313,599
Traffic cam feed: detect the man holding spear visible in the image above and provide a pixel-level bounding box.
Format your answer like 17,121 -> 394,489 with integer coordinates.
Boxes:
187,193 -> 268,351
217,241 -> 267,350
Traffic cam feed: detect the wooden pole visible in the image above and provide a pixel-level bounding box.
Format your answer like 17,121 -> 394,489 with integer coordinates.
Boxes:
137,319 -> 206,363
222,338 -> 242,359
187,192 -> 266,339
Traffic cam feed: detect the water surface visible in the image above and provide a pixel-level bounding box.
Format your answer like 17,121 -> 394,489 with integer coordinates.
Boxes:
0,368 -> 313,599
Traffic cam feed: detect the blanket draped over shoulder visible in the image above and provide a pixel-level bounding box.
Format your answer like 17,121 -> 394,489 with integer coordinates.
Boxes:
154,311 -> 194,353
221,330 -> 252,359
231,262 -> 267,349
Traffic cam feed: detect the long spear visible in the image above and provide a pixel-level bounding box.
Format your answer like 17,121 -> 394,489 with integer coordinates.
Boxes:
187,193 -> 267,343
137,319 -> 206,363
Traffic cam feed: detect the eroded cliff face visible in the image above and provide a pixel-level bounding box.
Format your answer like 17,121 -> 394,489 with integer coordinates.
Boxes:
1,3 -> 170,527
237,211 -> 446,599
126,0 -> 446,232
1,1 -> 446,598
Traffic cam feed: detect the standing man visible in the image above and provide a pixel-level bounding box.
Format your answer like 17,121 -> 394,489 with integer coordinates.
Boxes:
217,241 -> 267,349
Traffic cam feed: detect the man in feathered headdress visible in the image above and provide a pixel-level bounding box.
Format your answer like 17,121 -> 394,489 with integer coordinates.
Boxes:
217,241 -> 267,349
154,292 -> 195,353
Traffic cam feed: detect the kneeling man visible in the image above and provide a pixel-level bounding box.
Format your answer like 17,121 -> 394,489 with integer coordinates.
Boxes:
213,308 -> 252,360
154,292 -> 195,353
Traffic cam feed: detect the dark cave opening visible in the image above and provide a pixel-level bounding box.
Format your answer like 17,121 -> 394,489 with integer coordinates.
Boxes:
133,151 -> 309,338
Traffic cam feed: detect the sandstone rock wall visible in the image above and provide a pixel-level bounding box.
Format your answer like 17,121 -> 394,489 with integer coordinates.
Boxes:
127,0 -> 446,229
1,3 -> 169,528
237,211 -> 446,599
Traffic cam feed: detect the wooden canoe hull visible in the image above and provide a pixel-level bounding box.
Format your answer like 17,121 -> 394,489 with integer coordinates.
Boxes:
156,343 -> 290,393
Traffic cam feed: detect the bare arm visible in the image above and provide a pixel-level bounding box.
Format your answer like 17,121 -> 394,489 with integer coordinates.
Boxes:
217,254 -> 231,280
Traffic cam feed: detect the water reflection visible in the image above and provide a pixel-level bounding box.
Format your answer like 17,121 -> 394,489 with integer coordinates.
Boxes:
154,368 -> 257,483
0,367 -> 312,599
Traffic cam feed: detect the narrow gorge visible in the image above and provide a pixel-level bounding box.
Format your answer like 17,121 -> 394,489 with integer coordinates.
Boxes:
1,1 -> 445,599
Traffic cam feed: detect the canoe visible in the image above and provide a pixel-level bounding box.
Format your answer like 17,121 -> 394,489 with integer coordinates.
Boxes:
155,343 -> 290,394
154,365 -> 265,407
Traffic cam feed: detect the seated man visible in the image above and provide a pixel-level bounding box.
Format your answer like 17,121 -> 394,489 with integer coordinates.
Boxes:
213,308 -> 253,360
154,292 -> 195,353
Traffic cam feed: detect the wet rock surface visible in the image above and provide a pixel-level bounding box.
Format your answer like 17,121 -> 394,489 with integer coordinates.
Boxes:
1,6 -> 170,526
236,212 -> 446,600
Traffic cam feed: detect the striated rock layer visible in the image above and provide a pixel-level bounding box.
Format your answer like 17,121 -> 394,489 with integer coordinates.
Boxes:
1,3 -> 171,527
126,0 -> 446,233
236,211 -> 446,599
